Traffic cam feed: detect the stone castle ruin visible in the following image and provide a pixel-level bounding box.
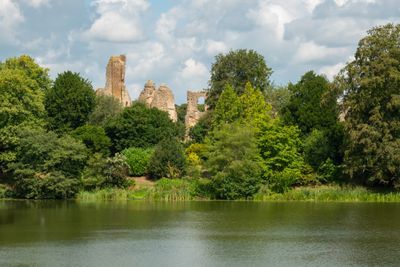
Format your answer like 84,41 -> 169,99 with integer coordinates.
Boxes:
97,55 -> 207,136
185,90 -> 207,129
96,55 -> 132,107
138,80 -> 178,122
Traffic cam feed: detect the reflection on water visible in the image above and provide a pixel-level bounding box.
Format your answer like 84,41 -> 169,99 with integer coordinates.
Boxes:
0,201 -> 399,266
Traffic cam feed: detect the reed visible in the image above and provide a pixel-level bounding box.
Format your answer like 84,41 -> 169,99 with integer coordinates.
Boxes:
254,185 -> 400,202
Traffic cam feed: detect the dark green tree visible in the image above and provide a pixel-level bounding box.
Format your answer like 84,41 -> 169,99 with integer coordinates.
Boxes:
281,71 -> 344,170
71,125 -> 112,155
105,102 -> 182,152
207,49 -> 272,108
282,71 -> 339,135
336,24 -> 400,187
148,138 -> 186,180
45,71 -> 95,131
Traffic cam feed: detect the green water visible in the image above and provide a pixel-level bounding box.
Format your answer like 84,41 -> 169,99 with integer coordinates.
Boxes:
0,201 -> 399,267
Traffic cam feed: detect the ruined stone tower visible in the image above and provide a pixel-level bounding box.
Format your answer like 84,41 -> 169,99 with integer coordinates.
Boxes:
96,55 -> 131,107
185,90 -> 207,138
138,81 -> 178,122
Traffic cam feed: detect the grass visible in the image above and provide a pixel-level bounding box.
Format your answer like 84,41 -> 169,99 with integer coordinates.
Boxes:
76,178 -> 196,201
254,185 -> 400,202
76,188 -> 132,201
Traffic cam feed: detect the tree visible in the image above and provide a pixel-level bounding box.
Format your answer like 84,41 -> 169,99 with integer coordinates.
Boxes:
212,84 -> 241,126
105,102 -> 182,152
0,69 -> 45,128
282,71 -> 339,135
45,71 -> 96,131
71,125 -> 111,155
239,82 -> 272,127
88,95 -> 123,126
6,125 -> 88,199
281,71 -> 344,171
207,49 -> 272,108
203,123 -> 263,199
0,55 -> 52,91
148,138 -> 186,180
336,24 -> 400,187
265,84 -> 292,117
258,120 -> 305,192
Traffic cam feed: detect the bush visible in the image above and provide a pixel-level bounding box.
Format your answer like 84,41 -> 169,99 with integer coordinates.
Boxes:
122,147 -> 154,176
148,138 -> 186,180
81,153 -> 131,190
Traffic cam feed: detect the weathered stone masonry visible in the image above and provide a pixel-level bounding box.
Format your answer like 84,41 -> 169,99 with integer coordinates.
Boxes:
96,55 -> 131,107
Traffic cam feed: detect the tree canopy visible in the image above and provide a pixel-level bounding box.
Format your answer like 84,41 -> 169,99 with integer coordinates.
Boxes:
336,23 -> 400,187
45,71 -> 96,131
207,49 -> 272,108
105,102 -> 182,152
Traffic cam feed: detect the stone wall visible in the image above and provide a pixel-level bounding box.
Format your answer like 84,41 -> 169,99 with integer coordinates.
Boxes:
185,90 -> 207,138
96,55 -> 131,107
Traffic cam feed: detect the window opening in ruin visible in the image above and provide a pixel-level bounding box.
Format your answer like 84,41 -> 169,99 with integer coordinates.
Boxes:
197,96 -> 205,112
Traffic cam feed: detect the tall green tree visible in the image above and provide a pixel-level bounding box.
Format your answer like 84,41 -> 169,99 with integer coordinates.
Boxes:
282,71 -> 344,170
258,120 -> 305,192
212,84 -> 241,126
45,71 -> 95,131
0,55 -> 52,91
0,69 -> 45,128
204,123 -> 263,199
239,82 -> 272,127
282,71 -> 338,135
207,49 -> 272,108
336,23 -> 400,187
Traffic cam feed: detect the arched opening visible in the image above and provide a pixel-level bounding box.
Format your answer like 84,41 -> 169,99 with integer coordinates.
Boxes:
197,96 -> 205,112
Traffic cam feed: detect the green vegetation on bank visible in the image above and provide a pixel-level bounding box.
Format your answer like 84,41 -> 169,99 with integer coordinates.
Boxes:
1,24 -> 400,201
75,179 -> 400,202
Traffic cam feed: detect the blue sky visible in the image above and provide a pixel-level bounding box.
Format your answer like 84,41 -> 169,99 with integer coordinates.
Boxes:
1,0 -> 400,103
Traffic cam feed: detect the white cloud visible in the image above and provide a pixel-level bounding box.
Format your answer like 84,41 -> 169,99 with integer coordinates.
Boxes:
175,58 -> 209,92
0,0 -> 24,42
319,62 -> 346,80
206,40 -> 228,56
292,41 -> 349,64
83,0 -> 149,42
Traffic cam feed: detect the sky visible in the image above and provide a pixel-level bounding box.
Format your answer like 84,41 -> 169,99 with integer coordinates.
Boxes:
1,0 -> 400,103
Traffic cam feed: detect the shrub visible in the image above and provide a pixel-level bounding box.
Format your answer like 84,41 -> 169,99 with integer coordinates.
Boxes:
122,147 -> 154,176
148,138 -> 186,180
81,153 -> 131,190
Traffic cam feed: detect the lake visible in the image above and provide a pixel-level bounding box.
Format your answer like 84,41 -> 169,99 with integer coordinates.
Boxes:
0,201 -> 399,266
